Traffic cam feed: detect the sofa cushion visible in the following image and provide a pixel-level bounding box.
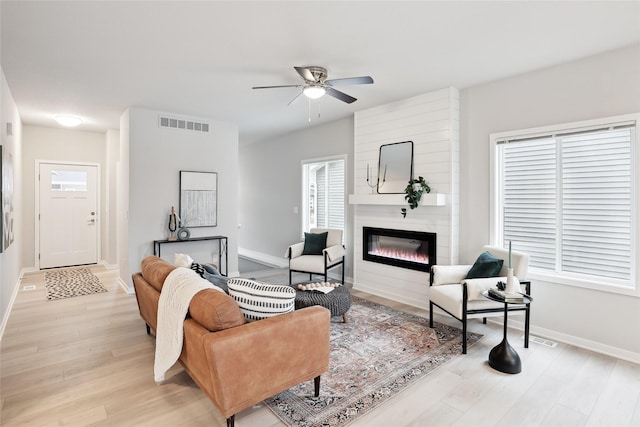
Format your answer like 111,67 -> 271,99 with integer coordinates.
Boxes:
227,278 -> 296,322
189,289 -> 246,332
141,256 -> 177,292
302,232 -> 328,255
465,251 -> 504,279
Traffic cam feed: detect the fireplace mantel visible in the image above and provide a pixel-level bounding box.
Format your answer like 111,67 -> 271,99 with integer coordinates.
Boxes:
348,193 -> 446,206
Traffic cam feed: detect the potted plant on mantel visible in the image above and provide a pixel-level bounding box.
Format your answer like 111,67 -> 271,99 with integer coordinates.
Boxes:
401,176 -> 430,218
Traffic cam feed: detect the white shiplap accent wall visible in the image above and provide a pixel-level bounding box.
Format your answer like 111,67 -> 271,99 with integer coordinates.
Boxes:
352,87 -> 460,308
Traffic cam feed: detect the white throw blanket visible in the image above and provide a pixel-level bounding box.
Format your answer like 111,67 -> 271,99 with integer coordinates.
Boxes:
154,267 -> 218,382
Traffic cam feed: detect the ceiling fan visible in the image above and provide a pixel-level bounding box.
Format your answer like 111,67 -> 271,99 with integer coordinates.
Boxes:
252,66 -> 374,105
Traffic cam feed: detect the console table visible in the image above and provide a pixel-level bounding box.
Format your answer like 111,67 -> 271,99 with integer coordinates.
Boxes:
153,235 -> 228,276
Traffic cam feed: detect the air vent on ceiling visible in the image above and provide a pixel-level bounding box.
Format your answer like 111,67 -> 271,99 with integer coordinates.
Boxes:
159,115 -> 209,133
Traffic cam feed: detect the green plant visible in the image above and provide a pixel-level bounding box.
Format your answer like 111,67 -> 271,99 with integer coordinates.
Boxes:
401,176 -> 430,218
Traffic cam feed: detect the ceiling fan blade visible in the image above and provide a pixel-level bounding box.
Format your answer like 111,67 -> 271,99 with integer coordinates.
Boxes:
288,92 -> 304,106
326,87 -> 357,104
294,66 -> 316,82
326,76 -> 374,86
252,84 -> 302,89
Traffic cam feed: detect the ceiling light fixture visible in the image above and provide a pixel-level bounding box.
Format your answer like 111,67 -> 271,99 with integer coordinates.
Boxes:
55,115 -> 82,127
303,85 -> 326,99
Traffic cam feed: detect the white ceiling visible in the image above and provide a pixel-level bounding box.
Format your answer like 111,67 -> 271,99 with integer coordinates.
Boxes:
2,1 -> 639,144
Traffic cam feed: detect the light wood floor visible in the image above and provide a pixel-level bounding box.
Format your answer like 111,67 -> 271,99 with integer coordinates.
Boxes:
1,265 -> 638,427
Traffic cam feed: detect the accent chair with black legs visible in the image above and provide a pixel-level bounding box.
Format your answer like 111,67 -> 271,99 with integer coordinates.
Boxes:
286,228 -> 345,285
428,245 -> 531,354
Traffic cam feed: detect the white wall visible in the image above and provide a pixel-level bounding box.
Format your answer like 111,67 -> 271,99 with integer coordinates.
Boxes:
104,129 -> 120,266
352,88 -> 460,307
21,126 -> 106,268
238,117 -> 354,278
460,44 -> 640,361
125,107 -> 239,288
0,67 -> 23,335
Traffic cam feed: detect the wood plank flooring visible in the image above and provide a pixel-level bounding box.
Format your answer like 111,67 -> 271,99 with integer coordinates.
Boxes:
1,265 -> 638,426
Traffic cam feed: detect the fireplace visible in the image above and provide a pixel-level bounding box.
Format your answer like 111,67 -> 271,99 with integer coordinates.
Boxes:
363,227 -> 436,272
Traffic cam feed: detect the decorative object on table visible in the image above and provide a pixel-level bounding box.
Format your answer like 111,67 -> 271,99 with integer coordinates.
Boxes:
401,176 -> 430,217
177,227 -> 190,241
365,161 -> 385,194
377,140 -> 413,194
488,286 -> 525,303
179,170 -> 217,227
264,296 -> 481,427
505,241 -> 522,294
297,281 -> 341,293
168,206 -> 177,241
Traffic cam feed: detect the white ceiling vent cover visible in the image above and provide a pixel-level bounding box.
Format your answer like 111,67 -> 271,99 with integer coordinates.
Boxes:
159,115 -> 209,133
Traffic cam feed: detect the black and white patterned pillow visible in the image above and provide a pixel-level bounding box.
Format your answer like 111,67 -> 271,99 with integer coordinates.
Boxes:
227,278 -> 295,322
190,262 -> 206,277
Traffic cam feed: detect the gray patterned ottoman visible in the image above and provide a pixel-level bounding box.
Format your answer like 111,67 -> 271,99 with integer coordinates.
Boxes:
292,284 -> 351,323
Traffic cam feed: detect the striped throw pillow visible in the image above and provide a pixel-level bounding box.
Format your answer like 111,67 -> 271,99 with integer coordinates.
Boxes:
227,278 -> 296,322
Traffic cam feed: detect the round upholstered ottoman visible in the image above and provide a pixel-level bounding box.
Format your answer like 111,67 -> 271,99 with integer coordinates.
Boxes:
293,284 -> 351,323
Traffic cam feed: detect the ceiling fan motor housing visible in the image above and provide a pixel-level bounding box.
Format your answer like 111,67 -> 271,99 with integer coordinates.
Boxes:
305,66 -> 328,83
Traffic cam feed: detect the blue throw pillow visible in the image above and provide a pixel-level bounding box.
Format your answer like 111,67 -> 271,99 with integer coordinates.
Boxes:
465,251 -> 504,279
302,232 -> 328,255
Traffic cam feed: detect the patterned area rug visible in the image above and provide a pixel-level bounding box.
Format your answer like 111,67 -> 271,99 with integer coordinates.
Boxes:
45,268 -> 108,300
264,296 -> 482,427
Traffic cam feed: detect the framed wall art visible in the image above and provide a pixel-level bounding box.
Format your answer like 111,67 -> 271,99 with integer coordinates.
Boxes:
179,170 -> 217,227
1,146 -> 15,252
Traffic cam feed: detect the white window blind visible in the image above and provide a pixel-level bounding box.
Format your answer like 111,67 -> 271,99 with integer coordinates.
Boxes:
499,126 -> 634,283
302,157 -> 345,234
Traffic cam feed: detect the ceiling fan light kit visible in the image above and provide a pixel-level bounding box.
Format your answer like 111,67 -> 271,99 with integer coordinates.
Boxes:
303,85 -> 326,99
252,65 -> 374,105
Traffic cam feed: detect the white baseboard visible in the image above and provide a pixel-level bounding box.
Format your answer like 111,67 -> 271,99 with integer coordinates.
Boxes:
118,277 -> 134,295
100,260 -> 119,270
0,267 -> 37,342
353,282 -> 425,311
527,324 -> 640,365
238,248 -> 288,269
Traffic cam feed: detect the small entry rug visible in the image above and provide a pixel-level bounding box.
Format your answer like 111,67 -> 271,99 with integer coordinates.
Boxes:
264,296 -> 482,427
45,267 -> 108,300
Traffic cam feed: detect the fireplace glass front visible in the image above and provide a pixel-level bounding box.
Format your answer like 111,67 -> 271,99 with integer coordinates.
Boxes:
363,227 -> 436,272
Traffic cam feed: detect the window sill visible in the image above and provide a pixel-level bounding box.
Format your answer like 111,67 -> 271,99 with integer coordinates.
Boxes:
528,269 -> 639,298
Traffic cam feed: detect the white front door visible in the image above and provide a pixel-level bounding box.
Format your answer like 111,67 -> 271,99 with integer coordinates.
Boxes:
39,163 -> 99,269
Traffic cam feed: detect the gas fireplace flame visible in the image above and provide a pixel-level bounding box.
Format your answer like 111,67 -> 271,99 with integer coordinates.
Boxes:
368,248 -> 430,264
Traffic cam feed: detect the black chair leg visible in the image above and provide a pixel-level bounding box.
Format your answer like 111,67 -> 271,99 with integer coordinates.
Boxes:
314,375 -> 321,397
462,315 -> 467,354
289,269 -> 292,285
524,306 -> 531,348
145,324 -> 151,335
226,415 -> 235,427
483,317 -> 487,324
429,301 -> 434,328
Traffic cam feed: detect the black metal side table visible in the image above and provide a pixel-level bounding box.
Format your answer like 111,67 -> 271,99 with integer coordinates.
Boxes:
481,289 -> 533,374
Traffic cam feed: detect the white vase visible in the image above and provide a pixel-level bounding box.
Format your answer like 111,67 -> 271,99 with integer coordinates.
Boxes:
505,268 -> 521,294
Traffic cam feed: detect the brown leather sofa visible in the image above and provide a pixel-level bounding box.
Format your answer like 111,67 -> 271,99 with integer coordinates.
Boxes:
132,256 -> 330,427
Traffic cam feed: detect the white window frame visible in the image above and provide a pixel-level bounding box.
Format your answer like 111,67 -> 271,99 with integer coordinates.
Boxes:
301,155 -> 347,240
490,113 -> 639,297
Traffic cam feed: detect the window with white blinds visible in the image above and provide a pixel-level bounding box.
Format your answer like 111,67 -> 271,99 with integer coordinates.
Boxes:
493,117 -> 636,291
302,157 -> 345,235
